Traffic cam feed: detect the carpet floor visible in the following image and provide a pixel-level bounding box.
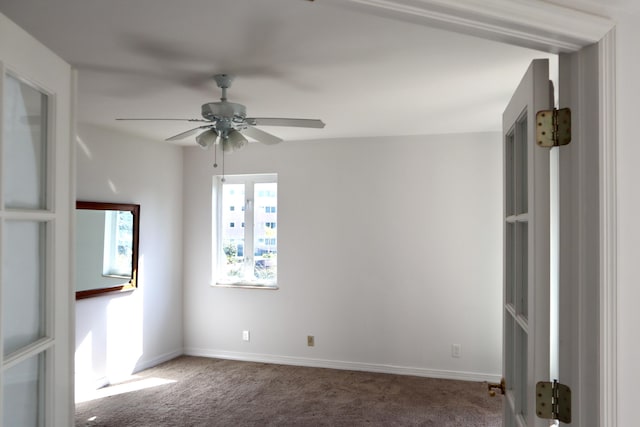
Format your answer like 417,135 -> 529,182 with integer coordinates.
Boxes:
75,356 -> 502,426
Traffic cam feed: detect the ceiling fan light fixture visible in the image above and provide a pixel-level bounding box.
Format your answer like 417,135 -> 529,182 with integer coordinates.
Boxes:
195,128 -> 218,149
223,130 -> 248,152
118,74 -> 324,153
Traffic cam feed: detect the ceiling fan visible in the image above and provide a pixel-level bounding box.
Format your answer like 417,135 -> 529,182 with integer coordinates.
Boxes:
117,74 -> 325,152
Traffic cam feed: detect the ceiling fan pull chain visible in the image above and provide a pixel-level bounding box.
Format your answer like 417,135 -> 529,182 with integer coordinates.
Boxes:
221,148 -> 226,182
213,142 -> 218,168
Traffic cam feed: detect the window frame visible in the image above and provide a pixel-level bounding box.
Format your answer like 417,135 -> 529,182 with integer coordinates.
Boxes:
212,173 -> 278,289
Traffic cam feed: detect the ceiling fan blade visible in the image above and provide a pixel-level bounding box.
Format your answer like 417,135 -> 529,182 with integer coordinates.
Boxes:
166,125 -> 213,141
242,126 -> 283,145
246,118 -> 325,128
116,118 -> 210,122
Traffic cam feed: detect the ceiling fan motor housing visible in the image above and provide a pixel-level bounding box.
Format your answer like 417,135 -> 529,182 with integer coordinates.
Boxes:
201,101 -> 247,123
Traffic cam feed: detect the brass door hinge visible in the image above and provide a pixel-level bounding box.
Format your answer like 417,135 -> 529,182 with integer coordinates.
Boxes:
536,108 -> 571,147
536,380 -> 571,423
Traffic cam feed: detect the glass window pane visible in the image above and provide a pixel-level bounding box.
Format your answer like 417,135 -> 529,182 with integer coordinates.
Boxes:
2,352 -> 45,427
253,182 -> 277,282
3,74 -> 48,210
518,222 -> 529,319
505,315 -> 514,395
2,221 -> 46,355
506,222 -> 515,307
220,183 -> 245,281
505,130 -> 515,217
516,112 -> 528,214
516,324 -> 528,422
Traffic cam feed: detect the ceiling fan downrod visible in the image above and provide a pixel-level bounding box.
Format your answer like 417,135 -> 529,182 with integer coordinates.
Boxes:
214,74 -> 234,102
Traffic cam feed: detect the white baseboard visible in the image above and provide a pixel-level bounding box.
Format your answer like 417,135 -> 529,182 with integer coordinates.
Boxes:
133,348 -> 184,373
94,376 -> 109,390
183,347 -> 500,383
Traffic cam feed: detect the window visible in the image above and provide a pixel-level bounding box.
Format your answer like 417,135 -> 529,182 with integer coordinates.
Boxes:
230,206 -> 235,211
215,174 -> 277,287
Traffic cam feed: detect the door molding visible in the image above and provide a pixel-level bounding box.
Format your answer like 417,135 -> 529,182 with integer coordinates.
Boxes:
598,29 -> 617,427
347,0 -> 613,51
347,1 -> 617,425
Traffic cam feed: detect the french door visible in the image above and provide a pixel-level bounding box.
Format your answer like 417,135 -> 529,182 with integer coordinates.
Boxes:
502,59 -> 553,427
0,12 -> 74,426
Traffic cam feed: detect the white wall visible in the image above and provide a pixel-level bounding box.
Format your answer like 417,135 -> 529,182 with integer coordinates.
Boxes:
74,123 -> 183,393
183,132 -> 503,380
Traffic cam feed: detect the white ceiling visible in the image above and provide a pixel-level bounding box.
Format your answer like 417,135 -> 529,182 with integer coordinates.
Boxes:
0,0 -> 556,144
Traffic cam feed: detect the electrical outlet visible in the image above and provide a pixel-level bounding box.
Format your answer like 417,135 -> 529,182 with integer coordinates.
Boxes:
242,330 -> 250,342
452,344 -> 461,358
307,335 -> 315,347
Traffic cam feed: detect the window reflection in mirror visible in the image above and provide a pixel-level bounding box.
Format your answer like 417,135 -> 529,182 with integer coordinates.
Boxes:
76,202 -> 139,299
102,210 -> 133,278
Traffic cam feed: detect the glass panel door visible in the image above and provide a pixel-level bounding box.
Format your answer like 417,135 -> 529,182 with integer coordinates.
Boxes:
502,59 -> 552,427
504,112 -> 531,425
0,14 -> 74,425
1,68 -> 55,427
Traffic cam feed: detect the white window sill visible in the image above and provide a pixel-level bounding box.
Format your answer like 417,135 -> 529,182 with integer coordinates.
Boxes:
211,282 -> 278,290
102,273 -> 131,280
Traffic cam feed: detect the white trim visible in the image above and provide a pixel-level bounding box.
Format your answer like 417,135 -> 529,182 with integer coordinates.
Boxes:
1,210 -> 56,221
184,347 -> 501,383
346,0 -> 614,52
2,338 -> 54,371
132,348 -> 184,374
599,29 -> 618,427
558,42 -> 601,425
0,61 -> 4,425
68,68 -> 78,420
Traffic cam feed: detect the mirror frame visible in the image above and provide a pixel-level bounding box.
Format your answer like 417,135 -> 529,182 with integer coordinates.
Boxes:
75,201 -> 140,300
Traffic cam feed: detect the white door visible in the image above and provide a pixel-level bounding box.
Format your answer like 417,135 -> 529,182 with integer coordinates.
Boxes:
0,12 -> 74,427
502,59 -> 552,427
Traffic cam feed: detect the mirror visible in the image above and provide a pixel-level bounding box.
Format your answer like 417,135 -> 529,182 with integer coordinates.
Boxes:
75,201 -> 140,299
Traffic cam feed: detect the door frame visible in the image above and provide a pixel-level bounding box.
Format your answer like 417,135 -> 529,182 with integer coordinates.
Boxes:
351,1 -> 616,425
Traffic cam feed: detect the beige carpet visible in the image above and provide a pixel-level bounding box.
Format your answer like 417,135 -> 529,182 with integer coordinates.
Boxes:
75,356 -> 502,426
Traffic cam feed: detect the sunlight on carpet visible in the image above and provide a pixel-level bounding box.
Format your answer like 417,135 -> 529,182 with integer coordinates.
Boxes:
75,376 -> 177,403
